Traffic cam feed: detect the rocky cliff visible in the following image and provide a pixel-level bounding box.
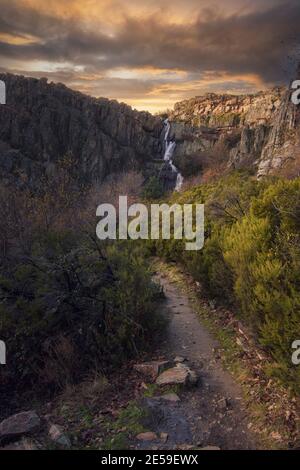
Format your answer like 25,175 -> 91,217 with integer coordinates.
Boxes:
1,72 -> 299,190
169,89 -> 284,128
167,79 -> 300,178
0,74 -> 164,188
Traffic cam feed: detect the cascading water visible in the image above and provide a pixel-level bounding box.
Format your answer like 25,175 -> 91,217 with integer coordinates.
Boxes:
163,119 -> 183,191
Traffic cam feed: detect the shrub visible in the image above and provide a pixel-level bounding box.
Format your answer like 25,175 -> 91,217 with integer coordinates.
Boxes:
151,172 -> 300,392
0,231 -> 161,393
0,164 -> 163,396
141,176 -> 165,200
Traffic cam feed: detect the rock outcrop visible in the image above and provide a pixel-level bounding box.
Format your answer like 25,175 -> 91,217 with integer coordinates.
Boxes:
0,73 -> 164,188
166,76 -> 300,178
0,411 -> 40,443
168,89 -> 284,128
257,72 -> 300,177
1,71 -> 299,187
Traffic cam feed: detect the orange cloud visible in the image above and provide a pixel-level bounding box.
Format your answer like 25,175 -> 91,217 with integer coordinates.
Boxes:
0,0 -> 297,113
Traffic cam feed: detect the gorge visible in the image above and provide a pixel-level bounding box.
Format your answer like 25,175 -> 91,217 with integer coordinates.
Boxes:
0,70 -> 300,192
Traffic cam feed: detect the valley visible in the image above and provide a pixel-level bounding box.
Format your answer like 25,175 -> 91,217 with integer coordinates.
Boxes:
0,70 -> 300,451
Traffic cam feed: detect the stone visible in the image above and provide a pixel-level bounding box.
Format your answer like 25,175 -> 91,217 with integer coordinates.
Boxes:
217,397 -> 229,410
160,432 -> 168,443
199,446 -> 221,451
136,432 -> 158,442
160,393 -> 181,403
156,363 -> 198,387
1,437 -> 38,450
49,424 -> 71,448
156,366 -> 189,386
134,361 -> 172,380
174,356 -> 186,363
177,363 -> 199,385
176,444 -> 194,450
0,411 -> 40,442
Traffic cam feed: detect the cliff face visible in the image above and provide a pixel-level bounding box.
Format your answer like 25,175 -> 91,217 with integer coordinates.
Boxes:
0,74 -> 164,188
1,73 -> 299,190
257,85 -> 300,177
166,84 -> 300,178
169,89 -> 284,128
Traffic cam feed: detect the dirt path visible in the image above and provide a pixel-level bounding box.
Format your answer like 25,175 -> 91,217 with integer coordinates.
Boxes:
135,269 -> 257,450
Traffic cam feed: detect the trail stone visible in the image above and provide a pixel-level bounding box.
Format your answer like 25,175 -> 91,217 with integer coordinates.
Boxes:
217,397 -> 229,410
174,356 -> 186,363
49,424 -> 71,448
136,432 -> 158,442
134,361 -> 172,380
199,446 -> 221,451
160,432 -> 168,443
156,364 -> 198,386
0,411 -> 40,442
156,366 -> 189,386
161,393 -> 180,403
177,363 -> 199,385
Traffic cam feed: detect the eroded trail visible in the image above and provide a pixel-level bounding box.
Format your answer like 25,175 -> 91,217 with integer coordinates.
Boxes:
135,268 -> 257,450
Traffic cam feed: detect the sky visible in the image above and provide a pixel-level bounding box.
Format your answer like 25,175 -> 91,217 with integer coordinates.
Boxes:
0,0 -> 299,113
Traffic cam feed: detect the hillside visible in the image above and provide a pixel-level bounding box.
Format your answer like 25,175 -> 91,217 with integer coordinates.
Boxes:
0,74 -> 164,188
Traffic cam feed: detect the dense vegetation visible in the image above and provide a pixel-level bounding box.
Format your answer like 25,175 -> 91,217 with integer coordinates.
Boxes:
151,171 -> 300,393
0,164 -> 162,396
1,160 -> 299,402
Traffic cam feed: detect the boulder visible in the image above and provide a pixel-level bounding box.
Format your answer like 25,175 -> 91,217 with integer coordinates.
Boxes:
160,393 -> 181,403
136,432 -> 158,442
134,360 -> 172,380
49,424 -> 71,448
160,432 -> 168,443
0,411 -> 40,443
1,437 -> 38,450
156,364 -> 198,387
156,366 -> 189,386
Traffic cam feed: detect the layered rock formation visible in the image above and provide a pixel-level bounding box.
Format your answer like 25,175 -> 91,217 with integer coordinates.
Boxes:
167,80 -> 300,178
0,74 -> 164,188
257,76 -> 300,177
1,72 -> 299,190
169,89 -> 284,128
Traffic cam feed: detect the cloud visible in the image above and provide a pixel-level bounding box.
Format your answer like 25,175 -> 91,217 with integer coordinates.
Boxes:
0,0 -> 299,111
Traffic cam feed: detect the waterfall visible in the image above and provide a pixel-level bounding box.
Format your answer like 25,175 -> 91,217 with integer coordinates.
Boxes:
163,119 -> 184,191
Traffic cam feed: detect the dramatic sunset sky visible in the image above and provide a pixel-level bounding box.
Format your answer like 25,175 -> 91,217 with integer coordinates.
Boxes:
0,0 -> 299,112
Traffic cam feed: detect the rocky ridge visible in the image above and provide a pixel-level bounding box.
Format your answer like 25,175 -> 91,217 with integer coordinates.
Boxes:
0,73 -> 164,188
1,71 -> 300,188
166,70 -> 300,178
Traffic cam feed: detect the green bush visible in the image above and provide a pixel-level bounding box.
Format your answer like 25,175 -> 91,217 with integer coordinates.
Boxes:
0,165 -> 163,396
224,179 -> 300,390
141,176 -> 165,200
151,172 -> 300,392
0,232 -> 162,392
